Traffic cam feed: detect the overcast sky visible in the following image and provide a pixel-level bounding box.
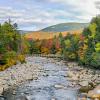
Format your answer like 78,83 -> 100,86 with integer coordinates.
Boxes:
0,0 -> 100,31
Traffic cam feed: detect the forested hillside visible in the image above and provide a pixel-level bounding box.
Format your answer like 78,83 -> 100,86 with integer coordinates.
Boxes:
41,22 -> 88,32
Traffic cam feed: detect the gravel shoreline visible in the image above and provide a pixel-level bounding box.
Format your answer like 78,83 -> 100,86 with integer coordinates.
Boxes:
0,57 -> 42,95
66,62 -> 100,87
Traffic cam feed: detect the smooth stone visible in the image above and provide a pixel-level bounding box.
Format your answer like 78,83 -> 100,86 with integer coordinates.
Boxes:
79,81 -> 89,87
0,87 -> 4,95
54,84 -> 65,89
51,98 -> 56,100
12,90 -> 16,95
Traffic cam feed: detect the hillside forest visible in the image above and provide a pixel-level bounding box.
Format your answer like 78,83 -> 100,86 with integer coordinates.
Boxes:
0,16 -> 100,71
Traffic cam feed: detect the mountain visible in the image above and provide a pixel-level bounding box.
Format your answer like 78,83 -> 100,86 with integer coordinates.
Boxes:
25,22 -> 89,40
40,22 -> 89,32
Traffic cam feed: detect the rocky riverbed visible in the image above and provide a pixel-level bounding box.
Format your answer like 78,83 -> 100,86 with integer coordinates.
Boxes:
0,57 -> 42,95
0,56 -> 100,100
67,62 -> 100,87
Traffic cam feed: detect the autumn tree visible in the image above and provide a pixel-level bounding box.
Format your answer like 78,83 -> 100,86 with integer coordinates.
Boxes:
81,15 -> 100,68
62,34 -> 79,60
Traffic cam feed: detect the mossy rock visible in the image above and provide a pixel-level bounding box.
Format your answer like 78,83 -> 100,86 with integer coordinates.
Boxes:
79,82 -> 96,93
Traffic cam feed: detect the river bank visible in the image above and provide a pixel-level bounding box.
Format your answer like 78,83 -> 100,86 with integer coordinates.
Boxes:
0,57 -> 42,95
0,56 -> 100,100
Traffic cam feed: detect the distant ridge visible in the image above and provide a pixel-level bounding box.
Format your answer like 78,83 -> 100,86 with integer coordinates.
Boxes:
40,22 -> 89,32
25,22 -> 89,40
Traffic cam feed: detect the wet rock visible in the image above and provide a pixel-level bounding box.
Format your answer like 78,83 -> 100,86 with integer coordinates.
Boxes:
33,77 -> 38,80
12,90 -> 16,95
54,84 -> 65,89
78,93 -> 87,100
0,87 -> 4,95
51,98 -> 56,100
0,97 -> 5,100
43,74 -> 49,77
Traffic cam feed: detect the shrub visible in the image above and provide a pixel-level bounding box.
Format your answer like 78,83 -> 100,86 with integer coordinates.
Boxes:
0,65 -> 7,71
2,51 -> 17,66
6,59 -> 17,67
17,54 -> 25,64
68,53 -> 76,60
91,52 -> 100,69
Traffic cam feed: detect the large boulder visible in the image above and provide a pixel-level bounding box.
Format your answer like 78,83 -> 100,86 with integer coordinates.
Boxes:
0,87 -> 3,94
79,81 -> 89,87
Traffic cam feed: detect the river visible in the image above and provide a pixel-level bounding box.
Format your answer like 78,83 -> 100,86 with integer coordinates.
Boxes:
3,57 -> 79,100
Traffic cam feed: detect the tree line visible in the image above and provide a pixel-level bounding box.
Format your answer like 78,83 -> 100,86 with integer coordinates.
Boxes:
29,16 -> 100,69
0,20 -> 29,71
0,16 -> 100,71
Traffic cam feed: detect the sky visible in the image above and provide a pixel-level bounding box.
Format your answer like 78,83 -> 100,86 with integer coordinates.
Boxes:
0,0 -> 100,31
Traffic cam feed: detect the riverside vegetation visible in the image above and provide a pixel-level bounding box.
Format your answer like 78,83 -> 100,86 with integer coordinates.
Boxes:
0,20 -> 29,71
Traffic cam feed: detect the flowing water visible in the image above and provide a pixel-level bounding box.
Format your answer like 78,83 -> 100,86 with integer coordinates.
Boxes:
4,57 -> 79,100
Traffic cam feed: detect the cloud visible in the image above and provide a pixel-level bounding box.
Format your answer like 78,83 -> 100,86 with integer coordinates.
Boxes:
48,0 -> 100,19
95,1 -> 100,9
0,6 -> 25,21
0,0 -> 99,31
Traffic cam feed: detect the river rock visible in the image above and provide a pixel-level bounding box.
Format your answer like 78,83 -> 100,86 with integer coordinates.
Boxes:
51,98 -> 56,100
0,87 -> 3,94
54,84 -> 65,89
79,81 -> 89,87
67,71 -> 74,78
